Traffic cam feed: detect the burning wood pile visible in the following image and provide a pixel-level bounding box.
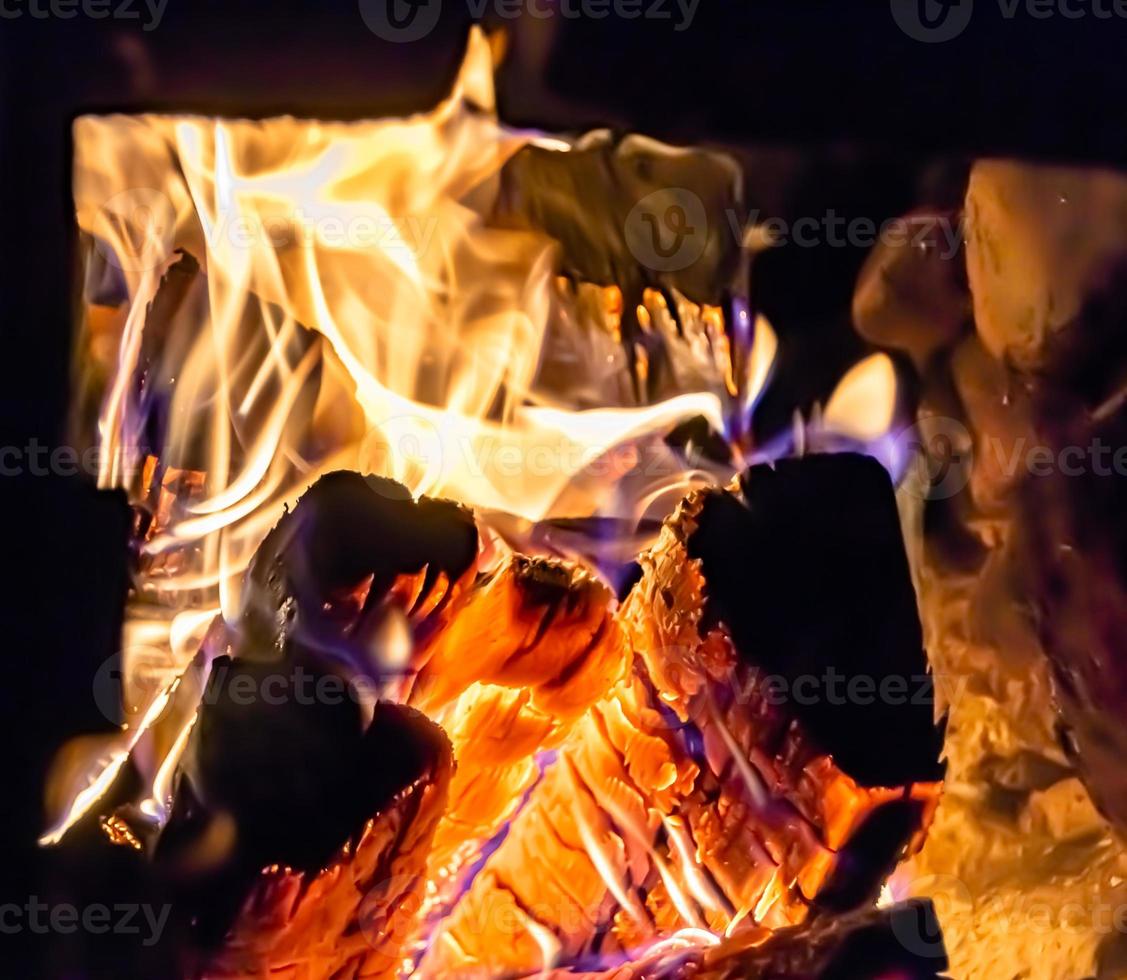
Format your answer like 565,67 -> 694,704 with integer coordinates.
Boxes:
43,25 -> 975,980
65,460 -> 946,979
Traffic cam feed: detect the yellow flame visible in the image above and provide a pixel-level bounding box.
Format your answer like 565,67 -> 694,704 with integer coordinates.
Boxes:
823,352 -> 897,443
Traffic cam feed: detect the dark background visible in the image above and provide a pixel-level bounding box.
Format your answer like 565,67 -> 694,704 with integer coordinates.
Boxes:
2,1 -> 1125,971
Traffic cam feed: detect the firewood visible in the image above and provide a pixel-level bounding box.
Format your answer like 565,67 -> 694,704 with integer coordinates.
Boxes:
92,473 -> 478,972
196,704 -> 453,980
237,470 -> 479,675
693,898 -> 947,979
409,554 -> 631,897
541,899 -> 947,978
661,453 -> 946,788
421,455 -> 945,977
852,208 -> 969,367
410,554 -> 626,721
964,159 -> 1127,373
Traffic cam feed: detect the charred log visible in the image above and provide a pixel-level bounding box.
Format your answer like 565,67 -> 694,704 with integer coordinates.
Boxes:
423,456 -> 944,976
188,703 -> 452,979
238,470 -> 478,673
686,453 -> 946,788
694,898 -> 947,980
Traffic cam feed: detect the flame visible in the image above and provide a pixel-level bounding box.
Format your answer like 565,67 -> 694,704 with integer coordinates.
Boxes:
69,28 -> 729,733
54,25 -> 912,976
824,352 -> 898,443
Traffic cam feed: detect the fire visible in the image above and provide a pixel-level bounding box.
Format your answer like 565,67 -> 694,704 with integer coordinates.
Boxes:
51,26 -> 918,978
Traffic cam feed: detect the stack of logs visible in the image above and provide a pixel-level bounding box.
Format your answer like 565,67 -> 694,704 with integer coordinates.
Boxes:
87,458 -> 947,979
852,159 -> 1127,977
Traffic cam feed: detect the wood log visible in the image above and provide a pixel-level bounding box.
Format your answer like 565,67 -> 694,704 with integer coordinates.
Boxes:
694,898 -> 947,979
237,470 -> 479,675
196,704 -> 452,979
1018,343 -> 1127,833
409,555 -> 630,899
549,898 -> 947,979
965,159 -> 1127,373
421,455 -> 945,977
852,208 -> 969,367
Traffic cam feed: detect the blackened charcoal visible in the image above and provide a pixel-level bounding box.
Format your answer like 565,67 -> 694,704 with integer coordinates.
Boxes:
238,471 -> 477,662
169,654 -> 366,875
688,453 -> 945,787
665,415 -> 733,467
152,472 -> 473,943
160,697 -> 448,946
814,799 -> 927,912
706,899 -> 947,980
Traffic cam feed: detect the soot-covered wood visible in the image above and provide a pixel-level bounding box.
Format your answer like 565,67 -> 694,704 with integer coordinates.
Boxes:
698,898 -> 948,979
237,470 -> 478,664
156,473 -> 474,946
688,452 -> 946,788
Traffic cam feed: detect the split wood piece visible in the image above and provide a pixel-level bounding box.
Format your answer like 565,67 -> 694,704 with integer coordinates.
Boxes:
537,898 -> 947,979
418,671 -> 697,978
964,159 -> 1127,374
202,705 -> 453,980
408,555 -> 630,910
237,471 -> 479,673
420,455 -> 945,977
852,208 -> 970,367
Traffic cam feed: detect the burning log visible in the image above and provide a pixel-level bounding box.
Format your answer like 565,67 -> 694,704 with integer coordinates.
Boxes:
187,705 -> 452,980
410,554 -> 627,721
421,454 -> 945,977
420,671 -> 699,976
409,554 -> 630,890
691,898 -> 947,979
239,474 -> 634,909
85,473 -> 478,972
93,473 -> 647,978
634,452 -> 945,789
552,898 -> 947,979
237,470 -> 478,680
620,452 -> 944,915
